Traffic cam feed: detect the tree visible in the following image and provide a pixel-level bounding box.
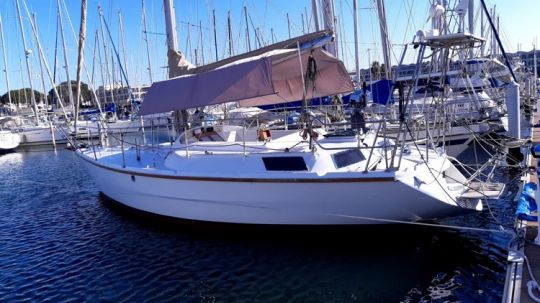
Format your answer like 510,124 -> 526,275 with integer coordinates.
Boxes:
370,61 -> 388,80
47,80 -> 93,108
0,88 -> 46,105
380,63 -> 387,79
370,61 -> 380,81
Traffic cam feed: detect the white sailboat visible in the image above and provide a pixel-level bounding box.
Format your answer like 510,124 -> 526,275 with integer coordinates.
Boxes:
77,44 -> 488,225
78,126 -> 483,224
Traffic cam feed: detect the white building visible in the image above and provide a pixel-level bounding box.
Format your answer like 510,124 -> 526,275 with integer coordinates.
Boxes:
95,84 -> 150,108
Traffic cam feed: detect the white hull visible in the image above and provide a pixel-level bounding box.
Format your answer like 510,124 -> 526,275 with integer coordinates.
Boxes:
70,120 -> 103,139
0,131 -> 20,150
80,154 -> 473,224
77,128 -> 481,225
17,125 -> 68,146
105,119 -> 142,133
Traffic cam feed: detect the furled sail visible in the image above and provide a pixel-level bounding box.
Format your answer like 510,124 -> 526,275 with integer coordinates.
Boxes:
167,49 -> 195,78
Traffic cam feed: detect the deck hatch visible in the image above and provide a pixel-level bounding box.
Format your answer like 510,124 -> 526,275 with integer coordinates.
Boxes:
262,156 -> 308,171
333,149 -> 365,168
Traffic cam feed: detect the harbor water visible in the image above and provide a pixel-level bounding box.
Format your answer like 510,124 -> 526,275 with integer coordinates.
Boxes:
0,145 -> 516,302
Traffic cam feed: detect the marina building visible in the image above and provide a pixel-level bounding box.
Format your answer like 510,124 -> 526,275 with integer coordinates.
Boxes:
95,84 -> 150,108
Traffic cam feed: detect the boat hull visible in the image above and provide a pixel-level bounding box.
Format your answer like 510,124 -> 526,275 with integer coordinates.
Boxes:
79,152 -> 473,225
0,131 -> 21,150
18,126 -> 68,146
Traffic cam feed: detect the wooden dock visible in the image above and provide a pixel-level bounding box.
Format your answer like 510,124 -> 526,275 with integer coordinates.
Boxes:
503,96 -> 540,303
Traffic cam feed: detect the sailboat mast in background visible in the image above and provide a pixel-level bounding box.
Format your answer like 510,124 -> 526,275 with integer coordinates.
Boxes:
0,15 -> 12,109
15,0 -> 40,123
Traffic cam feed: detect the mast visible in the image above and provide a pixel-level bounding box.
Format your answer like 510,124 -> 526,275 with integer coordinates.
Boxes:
15,0 -> 40,123
468,0 -> 474,58
100,10 -> 136,118
429,1 -> 442,72
311,0 -> 320,31
86,34 -> 102,113
491,6 -> 496,56
53,11 -> 59,85
141,0 -> 153,83
57,0 -> 75,112
256,28 -> 263,47
287,13 -> 291,39
187,21 -> 193,61
212,9 -> 218,61
304,7 -> 310,32
244,6 -> 251,52
22,0 -> 68,118
353,0 -> 359,85
496,14 -> 500,54
163,0 -> 177,51
74,0 -> 87,126
199,20 -> 205,65
533,39 -> 538,101
338,0 -> 345,60
118,10 -> 129,84
163,0 -> 188,134
301,13 -> 305,34
98,7 -> 115,106
468,0 -> 474,34
111,46 -> 117,97
31,14 -> 48,111
57,0 -> 101,114
534,42 -> 538,90
0,15 -> 12,109
227,11 -> 233,57
375,0 -> 391,79
96,29 -> 106,108
321,0 -> 337,57
480,5 -> 485,56
19,59 -> 28,107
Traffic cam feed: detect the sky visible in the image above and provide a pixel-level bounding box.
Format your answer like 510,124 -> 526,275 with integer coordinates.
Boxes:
0,0 -> 538,96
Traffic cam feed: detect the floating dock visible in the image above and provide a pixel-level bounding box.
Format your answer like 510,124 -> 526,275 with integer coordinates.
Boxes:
503,97 -> 540,303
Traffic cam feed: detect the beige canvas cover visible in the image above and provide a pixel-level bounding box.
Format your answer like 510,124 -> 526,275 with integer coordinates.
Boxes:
139,47 -> 353,115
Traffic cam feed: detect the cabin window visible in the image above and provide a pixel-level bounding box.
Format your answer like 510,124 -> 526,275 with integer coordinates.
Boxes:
333,149 -> 365,169
262,156 -> 308,171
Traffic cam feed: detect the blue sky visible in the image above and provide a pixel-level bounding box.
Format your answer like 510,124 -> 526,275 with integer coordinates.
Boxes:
0,0 -> 538,95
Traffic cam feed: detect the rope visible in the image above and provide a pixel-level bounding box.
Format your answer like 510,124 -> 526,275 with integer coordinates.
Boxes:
404,122 -> 460,203
512,251 -> 540,302
403,121 -> 517,230
335,213 -> 512,234
306,54 -> 317,84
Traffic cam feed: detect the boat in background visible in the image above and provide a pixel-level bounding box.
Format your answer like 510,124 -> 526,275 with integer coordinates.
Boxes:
0,116 -> 68,146
0,130 -> 20,151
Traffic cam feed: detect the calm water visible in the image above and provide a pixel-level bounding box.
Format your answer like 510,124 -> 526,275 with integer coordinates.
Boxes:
0,146 -> 515,302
